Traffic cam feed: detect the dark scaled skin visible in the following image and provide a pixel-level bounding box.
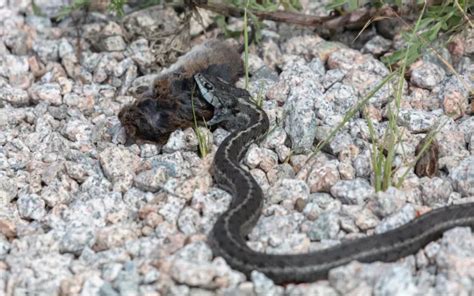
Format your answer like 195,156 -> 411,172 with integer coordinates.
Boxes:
118,39 -> 244,144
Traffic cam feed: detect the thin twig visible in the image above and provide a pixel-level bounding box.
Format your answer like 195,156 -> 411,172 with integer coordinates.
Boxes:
195,1 -> 397,30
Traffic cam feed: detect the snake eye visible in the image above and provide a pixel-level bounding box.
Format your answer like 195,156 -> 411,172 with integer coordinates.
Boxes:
204,82 -> 214,90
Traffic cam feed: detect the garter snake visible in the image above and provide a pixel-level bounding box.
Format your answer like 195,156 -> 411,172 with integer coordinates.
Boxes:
194,72 -> 474,284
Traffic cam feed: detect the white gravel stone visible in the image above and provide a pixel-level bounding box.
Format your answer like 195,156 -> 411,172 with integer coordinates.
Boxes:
0,54 -> 29,77
268,178 -> 309,204
449,156 -> 474,196
397,109 -> 437,133
29,83 -> 63,105
307,160 -> 340,193
330,178 -> 375,205
252,271 -> 284,296
99,146 -> 142,191
375,204 -> 417,234
308,212 -> 340,241
0,176 -> 17,205
367,187 -> 407,218
17,193 -> 46,220
410,61 -> 446,90
0,86 -> 30,106
420,177 -> 453,206
134,167 -> 168,192
373,265 -> 417,296
280,64 -> 323,151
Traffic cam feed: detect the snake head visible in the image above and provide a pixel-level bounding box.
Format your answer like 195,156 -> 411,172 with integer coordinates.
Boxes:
194,73 -> 246,110
194,73 -> 223,108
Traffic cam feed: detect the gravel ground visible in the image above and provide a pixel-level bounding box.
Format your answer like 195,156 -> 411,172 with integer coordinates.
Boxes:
1,1 -> 474,295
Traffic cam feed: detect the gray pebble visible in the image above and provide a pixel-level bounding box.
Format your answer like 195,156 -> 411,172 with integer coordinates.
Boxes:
261,126 -> 287,149
362,35 -> 392,56
281,64 -> 323,151
343,205 -> 379,231
158,196 -> 186,224
59,223 -> 96,254
251,271 -> 284,296
134,167 -> 168,192
0,235 -> 11,259
266,163 -> 295,186
397,109 -> 437,133
268,179 -> 309,205
0,54 -> 29,77
323,83 -> 357,116
373,265 -> 417,296
285,282 -> 338,296
449,156 -> 474,197
245,145 -> 263,168
177,207 -> 201,235
29,83 -> 63,105
101,36 -> 127,52
322,69 -> 346,89
375,204 -> 417,234
330,178 -> 374,205
99,146 -> 142,189
367,187 -> 407,218
114,262 -> 140,296
410,61 -> 446,90
0,86 -> 30,106
308,212 -> 340,241
353,151 -> 372,178
0,176 -> 17,205
125,39 -> 155,73
162,129 -> 197,153
33,39 -> 59,63
40,178 -> 74,207
17,193 -> 46,220
420,177 -> 453,207
306,160 -> 340,193
249,212 -> 303,249
170,258 -> 216,287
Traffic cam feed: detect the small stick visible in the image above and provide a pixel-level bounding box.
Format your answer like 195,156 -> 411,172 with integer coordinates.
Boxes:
195,1 -> 397,30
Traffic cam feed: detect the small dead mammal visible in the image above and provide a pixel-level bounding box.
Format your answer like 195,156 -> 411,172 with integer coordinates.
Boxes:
119,38 -> 248,144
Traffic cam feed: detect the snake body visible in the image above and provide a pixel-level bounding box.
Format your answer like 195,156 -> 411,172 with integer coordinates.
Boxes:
194,73 -> 474,284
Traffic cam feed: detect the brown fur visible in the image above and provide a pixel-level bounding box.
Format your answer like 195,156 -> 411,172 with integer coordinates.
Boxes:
119,39 -> 244,144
